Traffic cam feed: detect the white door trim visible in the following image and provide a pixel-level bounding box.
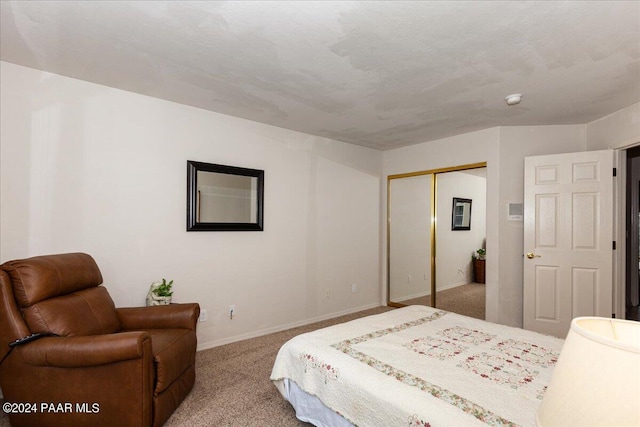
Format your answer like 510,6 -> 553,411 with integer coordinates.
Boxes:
613,149 -> 625,319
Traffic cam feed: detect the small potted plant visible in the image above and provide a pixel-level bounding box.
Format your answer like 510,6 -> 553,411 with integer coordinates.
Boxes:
472,249 -> 486,284
146,278 -> 174,306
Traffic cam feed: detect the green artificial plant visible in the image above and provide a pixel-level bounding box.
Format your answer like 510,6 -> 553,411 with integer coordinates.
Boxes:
153,278 -> 174,297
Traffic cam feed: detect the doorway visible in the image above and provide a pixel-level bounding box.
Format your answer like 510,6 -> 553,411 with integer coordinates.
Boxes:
625,146 -> 640,321
387,163 -> 487,319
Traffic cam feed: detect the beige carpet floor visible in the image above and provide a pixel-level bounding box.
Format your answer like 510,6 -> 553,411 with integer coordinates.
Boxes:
397,282 -> 486,320
0,306 -> 393,427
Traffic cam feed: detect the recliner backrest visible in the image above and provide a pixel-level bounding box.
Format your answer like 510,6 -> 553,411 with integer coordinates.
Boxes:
1,253 -> 121,336
0,270 -> 30,361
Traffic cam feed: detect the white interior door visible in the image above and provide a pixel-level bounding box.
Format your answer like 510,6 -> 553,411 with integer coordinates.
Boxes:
523,150 -> 613,338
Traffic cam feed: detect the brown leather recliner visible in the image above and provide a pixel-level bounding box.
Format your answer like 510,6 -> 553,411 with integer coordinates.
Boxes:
0,253 -> 200,427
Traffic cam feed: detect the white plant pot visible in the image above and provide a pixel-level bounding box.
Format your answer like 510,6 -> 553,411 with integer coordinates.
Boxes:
147,294 -> 172,306
146,281 -> 172,306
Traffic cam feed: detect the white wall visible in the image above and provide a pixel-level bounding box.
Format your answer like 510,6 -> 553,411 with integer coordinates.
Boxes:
586,102 -> 640,150
0,61 -> 383,349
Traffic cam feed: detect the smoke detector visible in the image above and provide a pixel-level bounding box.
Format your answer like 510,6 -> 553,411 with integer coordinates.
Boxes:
505,93 -> 523,106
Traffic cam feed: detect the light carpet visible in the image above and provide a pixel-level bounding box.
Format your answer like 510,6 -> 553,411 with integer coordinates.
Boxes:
397,282 -> 486,320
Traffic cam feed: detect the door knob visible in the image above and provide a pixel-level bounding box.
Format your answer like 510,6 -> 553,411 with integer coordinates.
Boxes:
526,252 -> 541,259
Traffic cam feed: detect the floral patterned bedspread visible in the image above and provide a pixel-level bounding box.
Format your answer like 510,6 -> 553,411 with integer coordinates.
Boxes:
271,305 -> 564,427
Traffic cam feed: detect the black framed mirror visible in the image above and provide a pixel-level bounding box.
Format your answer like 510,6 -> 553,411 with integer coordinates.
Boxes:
187,160 -> 264,231
451,197 -> 472,230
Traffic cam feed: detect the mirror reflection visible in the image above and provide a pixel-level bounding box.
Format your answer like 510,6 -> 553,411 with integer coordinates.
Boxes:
388,174 -> 432,304
197,171 -> 258,223
451,198 -> 472,230
187,161 -> 264,231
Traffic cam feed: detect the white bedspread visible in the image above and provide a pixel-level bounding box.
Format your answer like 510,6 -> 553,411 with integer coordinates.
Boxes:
271,306 -> 564,427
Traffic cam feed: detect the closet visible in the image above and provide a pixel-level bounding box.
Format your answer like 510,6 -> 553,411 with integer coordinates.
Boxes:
387,163 -> 487,318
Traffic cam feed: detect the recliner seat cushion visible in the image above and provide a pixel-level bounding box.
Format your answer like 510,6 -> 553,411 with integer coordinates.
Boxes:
143,329 -> 197,394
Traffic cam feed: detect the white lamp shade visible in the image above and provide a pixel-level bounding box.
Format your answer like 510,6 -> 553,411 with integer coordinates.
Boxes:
536,317 -> 640,427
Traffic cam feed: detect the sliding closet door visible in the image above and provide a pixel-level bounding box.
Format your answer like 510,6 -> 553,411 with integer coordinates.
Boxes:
434,169 -> 487,318
388,163 -> 487,310
388,174 -> 432,305
434,170 -> 487,289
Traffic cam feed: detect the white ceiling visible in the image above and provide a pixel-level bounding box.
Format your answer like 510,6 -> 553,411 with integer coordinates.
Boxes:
1,1 -> 639,150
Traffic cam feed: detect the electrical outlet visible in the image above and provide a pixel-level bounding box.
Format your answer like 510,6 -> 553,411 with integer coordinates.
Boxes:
407,275 -> 412,283
324,288 -> 330,299
351,283 -> 357,293
229,305 -> 235,319
199,309 -> 207,322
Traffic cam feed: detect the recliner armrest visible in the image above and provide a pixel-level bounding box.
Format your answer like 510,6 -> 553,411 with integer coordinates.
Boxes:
17,331 -> 151,368
117,303 -> 200,331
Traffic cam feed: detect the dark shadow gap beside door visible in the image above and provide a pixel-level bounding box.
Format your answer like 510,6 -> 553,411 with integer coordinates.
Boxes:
625,146 -> 640,321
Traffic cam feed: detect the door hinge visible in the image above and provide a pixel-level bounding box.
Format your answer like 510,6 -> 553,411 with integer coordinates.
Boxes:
613,167 -> 617,176
613,241 -> 617,250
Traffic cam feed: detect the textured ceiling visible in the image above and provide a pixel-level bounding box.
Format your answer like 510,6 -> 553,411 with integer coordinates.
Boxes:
1,1 -> 639,150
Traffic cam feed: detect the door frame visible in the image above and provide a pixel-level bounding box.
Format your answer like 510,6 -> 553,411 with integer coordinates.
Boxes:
612,149 -> 625,320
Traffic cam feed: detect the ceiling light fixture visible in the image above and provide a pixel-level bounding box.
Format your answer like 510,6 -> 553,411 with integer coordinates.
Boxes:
505,93 -> 523,106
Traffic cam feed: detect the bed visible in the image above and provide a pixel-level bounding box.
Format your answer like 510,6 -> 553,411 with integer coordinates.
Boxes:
271,305 -> 563,427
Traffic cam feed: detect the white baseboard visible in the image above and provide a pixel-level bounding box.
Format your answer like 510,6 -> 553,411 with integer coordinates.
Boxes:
392,290 -> 429,302
196,302 -> 381,351
393,281 -> 472,304
437,280 -> 469,292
